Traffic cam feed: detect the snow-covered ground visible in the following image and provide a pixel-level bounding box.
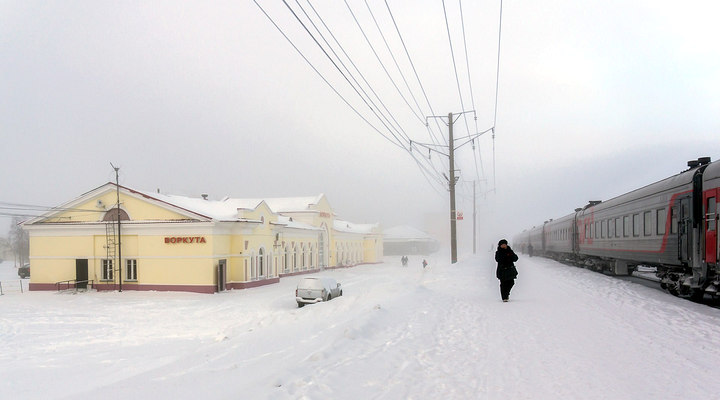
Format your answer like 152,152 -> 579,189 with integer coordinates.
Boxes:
1,254 -> 720,400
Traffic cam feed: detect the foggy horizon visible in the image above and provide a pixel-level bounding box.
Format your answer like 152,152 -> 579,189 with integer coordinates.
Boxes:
2,1 -> 718,254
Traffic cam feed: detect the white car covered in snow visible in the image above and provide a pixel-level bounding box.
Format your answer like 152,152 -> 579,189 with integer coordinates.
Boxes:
295,277 -> 342,307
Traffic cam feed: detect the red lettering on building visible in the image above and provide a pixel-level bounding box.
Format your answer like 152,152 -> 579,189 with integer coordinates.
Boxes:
164,236 -> 207,244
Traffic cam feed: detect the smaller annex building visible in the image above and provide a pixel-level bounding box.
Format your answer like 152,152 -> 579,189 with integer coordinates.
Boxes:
22,183 -> 382,293
382,225 -> 440,255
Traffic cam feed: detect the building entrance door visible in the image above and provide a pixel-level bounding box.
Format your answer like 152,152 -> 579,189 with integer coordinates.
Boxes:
217,259 -> 227,292
76,259 -> 88,289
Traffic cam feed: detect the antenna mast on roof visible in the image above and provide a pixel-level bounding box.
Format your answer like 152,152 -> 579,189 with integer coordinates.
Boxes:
110,162 -> 122,292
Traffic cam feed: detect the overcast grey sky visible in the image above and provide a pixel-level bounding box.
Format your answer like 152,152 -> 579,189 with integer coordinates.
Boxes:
2,1 -> 719,252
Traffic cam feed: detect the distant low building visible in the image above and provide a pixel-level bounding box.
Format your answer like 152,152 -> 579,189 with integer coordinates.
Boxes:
22,183 -> 382,293
382,225 -> 440,256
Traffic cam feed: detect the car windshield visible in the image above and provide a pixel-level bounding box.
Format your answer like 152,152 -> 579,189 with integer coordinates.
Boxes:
298,279 -> 324,290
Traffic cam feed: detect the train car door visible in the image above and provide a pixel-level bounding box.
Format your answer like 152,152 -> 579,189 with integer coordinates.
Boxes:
704,190 -> 718,264
679,198 -> 692,262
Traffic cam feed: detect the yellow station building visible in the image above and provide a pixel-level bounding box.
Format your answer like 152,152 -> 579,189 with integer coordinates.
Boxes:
22,183 -> 383,293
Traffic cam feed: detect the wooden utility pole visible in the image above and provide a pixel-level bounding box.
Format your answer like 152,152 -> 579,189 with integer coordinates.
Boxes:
423,111 -> 486,265
448,112 -> 458,264
473,180 -> 477,255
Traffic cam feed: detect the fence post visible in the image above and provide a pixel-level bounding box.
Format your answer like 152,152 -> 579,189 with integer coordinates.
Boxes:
0,281 -> 3,295
20,279 -> 24,294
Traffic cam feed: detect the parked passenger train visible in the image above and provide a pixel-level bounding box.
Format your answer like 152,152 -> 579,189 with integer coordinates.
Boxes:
514,157 -> 720,300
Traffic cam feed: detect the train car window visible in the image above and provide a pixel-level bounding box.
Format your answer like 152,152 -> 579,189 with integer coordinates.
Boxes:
671,207 -> 678,234
644,211 -> 652,236
708,197 -> 716,231
657,208 -> 666,235
601,220 -> 607,238
595,222 -> 600,239
623,216 -> 630,237
586,224 -> 591,240
609,219 -> 615,237
633,214 -> 641,237
615,218 -> 621,237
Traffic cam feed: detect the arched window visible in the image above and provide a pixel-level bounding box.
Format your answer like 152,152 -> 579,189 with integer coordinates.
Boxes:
258,248 -> 265,277
251,252 -> 256,279
309,244 -> 314,269
318,226 -> 327,268
284,245 -> 290,273
102,208 -> 129,221
301,243 -> 306,269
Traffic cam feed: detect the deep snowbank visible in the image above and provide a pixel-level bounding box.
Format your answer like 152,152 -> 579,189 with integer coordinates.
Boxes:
1,255 -> 719,399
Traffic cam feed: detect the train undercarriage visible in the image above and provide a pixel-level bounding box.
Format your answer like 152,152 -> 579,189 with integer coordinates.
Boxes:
540,251 -> 719,301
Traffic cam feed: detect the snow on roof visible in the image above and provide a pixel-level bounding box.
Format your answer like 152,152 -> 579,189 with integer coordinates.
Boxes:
333,219 -> 378,234
134,189 -> 324,221
138,191 -> 263,220
274,215 -> 322,231
382,225 -> 434,240
263,195 -> 325,213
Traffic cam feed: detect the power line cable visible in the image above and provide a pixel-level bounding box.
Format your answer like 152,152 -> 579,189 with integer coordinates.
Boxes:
303,1 -> 449,184
256,1 -> 451,192
363,0 -> 426,126
441,0 -> 472,139
281,0 -> 413,148
458,0 -> 485,183
299,0 -> 414,146
491,0 -> 504,191
254,0 -> 406,150
383,0 -> 447,147
342,0 -> 427,143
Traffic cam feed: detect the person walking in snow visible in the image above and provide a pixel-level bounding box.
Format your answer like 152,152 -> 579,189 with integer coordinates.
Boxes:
495,239 -> 518,302
422,259 -> 428,269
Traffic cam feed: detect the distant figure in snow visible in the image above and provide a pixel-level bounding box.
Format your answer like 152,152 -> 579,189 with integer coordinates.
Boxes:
401,256 -> 408,267
527,243 -> 534,258
495,239 -> 518,302
422,259 -> 428,269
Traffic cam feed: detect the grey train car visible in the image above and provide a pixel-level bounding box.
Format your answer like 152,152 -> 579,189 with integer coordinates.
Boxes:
518,157 -> 720,299
513,225 -> 544,257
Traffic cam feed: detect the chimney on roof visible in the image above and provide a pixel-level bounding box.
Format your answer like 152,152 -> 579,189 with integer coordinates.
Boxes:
201,193 -> 208,200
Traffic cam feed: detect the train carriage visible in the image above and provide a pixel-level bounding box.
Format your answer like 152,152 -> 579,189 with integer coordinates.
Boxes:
544,214 -> 576,260
518,157 -> 719,299
575,166 -> 697,273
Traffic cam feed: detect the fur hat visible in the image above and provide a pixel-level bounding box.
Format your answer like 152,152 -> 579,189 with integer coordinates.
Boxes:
498,239 -> 508,246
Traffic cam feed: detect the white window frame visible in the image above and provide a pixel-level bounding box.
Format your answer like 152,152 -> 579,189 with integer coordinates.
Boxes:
126,259 -> 137,281
102,259 -> 114,281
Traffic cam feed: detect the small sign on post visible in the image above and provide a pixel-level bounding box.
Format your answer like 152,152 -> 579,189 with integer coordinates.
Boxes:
457,211 -> 464,220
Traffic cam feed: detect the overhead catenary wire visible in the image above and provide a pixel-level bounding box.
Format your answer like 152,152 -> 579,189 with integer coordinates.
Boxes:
255,0 -> 406,151
281,0 -> 413,148
363,0 -> 427,127
492,0 -> 504,191
256,1 -> 448,193
341,0 -> 423,144
458,0 -> 485,183
255,1 -> 501,200
298,0 -> 414,147
383,0 -> 446,147
441,0 -> 472,140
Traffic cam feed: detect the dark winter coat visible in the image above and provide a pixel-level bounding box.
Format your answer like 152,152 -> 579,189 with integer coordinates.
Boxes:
495,245 -> 519,281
